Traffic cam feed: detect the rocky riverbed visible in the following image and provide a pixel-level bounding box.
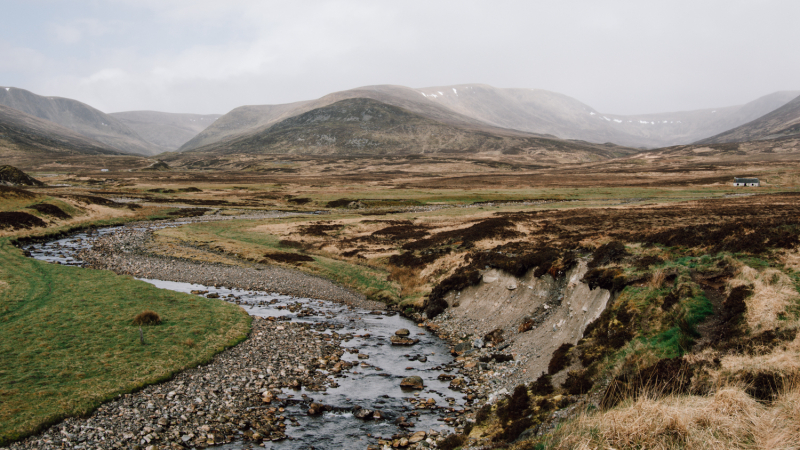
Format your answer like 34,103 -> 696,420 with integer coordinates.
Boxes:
7,318 -> 346,449
30,220 -> 382,310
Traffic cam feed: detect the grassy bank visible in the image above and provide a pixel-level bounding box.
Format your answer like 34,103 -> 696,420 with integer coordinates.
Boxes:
0,239 -> 251,445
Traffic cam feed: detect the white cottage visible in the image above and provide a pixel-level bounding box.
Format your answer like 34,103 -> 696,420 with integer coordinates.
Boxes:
733,177 -> 760,187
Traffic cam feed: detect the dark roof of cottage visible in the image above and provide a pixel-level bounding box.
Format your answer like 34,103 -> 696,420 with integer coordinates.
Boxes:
734,178 -> 760,183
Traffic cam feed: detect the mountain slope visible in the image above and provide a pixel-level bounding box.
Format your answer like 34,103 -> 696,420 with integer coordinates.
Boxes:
418,86 -> 800,148
0,86 -> 158,155
109,111 -> 222,153
695,93 -> 800,144
167,98 -> 635,165
0,104 -> 123,156
179,85 -> 799,152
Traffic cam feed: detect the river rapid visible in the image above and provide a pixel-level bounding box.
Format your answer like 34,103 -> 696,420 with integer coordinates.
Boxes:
22,222 -> 469,449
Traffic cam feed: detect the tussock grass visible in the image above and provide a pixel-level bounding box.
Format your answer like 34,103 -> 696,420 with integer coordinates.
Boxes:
542,382 -> 800,450
0,239 -> 251,445
729,266 -> 799,331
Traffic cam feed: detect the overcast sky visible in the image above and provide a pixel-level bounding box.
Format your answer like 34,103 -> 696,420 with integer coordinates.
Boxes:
2,0 -> 798,115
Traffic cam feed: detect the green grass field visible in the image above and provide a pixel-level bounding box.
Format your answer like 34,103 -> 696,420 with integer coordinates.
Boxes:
0,239 -> 251,445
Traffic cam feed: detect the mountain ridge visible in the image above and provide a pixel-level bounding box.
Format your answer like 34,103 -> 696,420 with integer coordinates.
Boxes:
0,86 -> 158,156
695,93 -> 800,144
178,84 -> 799,152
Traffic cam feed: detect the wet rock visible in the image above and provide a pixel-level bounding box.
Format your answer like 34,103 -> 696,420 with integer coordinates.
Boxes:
449,378 -> 466,391
390,335 -> 419,345
452,341 -> 471,355
409,430 -> 427,443
307,403 -> 326,415
395,328 -> 410,336
206,292 -> 220,298
353,407 -> 374,420
400,376 -> 424,389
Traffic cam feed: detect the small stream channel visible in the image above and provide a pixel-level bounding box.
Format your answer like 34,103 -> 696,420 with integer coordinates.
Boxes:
23,223 -> 467,449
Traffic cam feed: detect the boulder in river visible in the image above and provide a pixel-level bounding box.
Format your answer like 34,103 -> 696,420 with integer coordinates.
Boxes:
390,335 -> 419,345
353,407 -> 374,420
400,376 -> 424,389
308,403 -> 325,416
395,328 -> 410,336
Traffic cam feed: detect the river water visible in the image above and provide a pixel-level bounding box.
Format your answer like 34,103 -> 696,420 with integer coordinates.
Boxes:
24,224 -> 467,449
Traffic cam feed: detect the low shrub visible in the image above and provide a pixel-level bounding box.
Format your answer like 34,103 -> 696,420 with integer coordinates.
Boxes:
133,310 -> 162,326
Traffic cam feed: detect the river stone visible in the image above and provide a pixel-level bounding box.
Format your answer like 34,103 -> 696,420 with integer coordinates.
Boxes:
354,408 -> 374,419
206,292 -> 220,298
307,403 -> 325,415
395,328 -> 410,336
453,341 -> 471,355
390,335 -> 419,345
400,376 -> 424,389
409,431 -> 427,443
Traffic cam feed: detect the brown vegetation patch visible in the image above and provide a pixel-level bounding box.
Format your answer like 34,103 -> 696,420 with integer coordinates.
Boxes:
0,211 -> 47,230
636,217 -> 800,254
548,343 -> 574,375
132,310 -> 162,326
287,197 -> 311,205
563,368 -> 595,395
371,223 -> 429,240
326,198 -> 355,208
278,239 -> 306,249
297,223 -> 342,237
581,267 -> 629,292
388,251 -> 441,268
739,370 -> 791,402
0,185 -> 38,199
26,203 -> 71,219
601,358 -> 694,408
261,252 -> 315,264
166,208 -> 210,218
588,241 -> 629,268
530,373 -> 555,396
635,255 -> 665,269
66,195 -> 124,208
424,269 -> 482,318
403,217 -> 520,251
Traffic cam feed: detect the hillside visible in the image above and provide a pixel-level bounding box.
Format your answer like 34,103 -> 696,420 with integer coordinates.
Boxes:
0,104 -> 123,157
695,93 -> 800,144
0,86 -> 159,155
109,111 -> 222,153
166,98 -> 636,166
179,84 -> 799,152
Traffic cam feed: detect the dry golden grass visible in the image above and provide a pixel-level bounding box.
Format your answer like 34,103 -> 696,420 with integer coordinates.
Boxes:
388,266 -> 425,298
779,248 -> 800,272
545,383 -> 800,450
649,268 -> 667,289
729,266 -> 799,332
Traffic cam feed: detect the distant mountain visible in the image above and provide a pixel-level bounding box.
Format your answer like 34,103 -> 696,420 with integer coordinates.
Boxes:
0,103 -> 123,156
166,98 -> 634,165
695,94 -> 800,144
179,84 -> 799,152
109,111 -> 221,153
0,86 -> 158,155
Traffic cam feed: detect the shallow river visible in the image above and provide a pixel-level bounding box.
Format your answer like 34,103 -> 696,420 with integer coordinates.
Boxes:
24,223 -> 466,449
